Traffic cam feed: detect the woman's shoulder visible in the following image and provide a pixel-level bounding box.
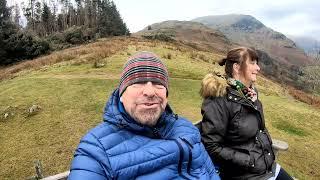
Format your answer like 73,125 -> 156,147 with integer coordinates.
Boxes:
200,73 -> 228,99
202,95 -> 227,106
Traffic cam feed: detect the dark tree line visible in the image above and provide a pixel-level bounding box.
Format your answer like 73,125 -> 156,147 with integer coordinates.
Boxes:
0,0 -> 129,66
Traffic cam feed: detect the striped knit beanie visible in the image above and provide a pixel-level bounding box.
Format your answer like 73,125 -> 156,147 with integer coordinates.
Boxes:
119,51 -> 169,96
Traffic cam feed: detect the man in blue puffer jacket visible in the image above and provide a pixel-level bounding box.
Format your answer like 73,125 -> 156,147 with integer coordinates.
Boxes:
69,51 -> 220,180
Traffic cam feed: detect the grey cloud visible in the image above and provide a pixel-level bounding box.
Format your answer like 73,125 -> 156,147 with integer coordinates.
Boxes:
258,2 -> 320,21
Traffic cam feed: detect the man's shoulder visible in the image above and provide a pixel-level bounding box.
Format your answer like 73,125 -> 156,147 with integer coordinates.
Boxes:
167,115 -> 200,140
173,116 -> 195,127
80,122 -> 135,151
83,122 -> 120,142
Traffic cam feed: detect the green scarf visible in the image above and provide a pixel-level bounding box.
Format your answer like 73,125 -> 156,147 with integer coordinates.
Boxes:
227,78 -> 257,102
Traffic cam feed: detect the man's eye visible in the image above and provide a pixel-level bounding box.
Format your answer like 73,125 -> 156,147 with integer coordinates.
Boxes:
153,83 -> 165,89
155,85 -> 165,89
131,84 -> 144,88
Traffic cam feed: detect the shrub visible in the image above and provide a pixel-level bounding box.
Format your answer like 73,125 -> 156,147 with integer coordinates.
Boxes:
189,52 -> 197,59
167,53 -> 172,59
83,28 -> 96,41
29,39 -> 50,57
46,32 -> 65,44
142,32 -> 175,42
288,88 -> 320,108
1,31 -> 50,65
64,26 -> 84,44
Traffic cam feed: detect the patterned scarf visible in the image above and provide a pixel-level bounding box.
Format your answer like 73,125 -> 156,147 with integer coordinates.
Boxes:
227,78 -> 257,102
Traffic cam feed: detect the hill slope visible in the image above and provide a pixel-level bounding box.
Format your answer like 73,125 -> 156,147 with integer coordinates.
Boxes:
134,20 -> 232,53
0,37 -> 319,180
193,14 -> 313,66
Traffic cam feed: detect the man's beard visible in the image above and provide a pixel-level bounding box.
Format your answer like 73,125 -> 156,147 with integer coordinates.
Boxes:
130,97 -> 166,127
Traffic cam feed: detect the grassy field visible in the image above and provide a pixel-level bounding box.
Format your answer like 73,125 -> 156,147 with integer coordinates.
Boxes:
0,37 -> 319,179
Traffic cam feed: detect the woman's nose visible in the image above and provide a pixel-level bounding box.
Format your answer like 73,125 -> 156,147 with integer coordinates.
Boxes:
256,64 -> 261,71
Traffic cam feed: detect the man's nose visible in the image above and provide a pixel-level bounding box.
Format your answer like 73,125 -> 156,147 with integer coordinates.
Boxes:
142,82 -> 156,96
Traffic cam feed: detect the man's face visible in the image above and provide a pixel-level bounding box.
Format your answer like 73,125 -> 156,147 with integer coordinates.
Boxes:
120,81 -> 168,127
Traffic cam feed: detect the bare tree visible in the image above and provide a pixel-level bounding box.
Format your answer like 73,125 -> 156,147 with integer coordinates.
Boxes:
301,66 -> 320,91
50,0 -> 58,32
313,41 -> 320,63
12,3 -> 20,27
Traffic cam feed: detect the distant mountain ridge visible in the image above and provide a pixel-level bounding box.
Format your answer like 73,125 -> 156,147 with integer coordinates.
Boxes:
134,20 -> 232,53
192,14 -> 313,66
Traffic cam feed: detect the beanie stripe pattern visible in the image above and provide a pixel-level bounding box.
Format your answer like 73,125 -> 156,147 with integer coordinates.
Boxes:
119,52 -> 169,96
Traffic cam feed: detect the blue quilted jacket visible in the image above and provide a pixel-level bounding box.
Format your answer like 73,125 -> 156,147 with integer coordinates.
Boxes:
69,89 -> 220,180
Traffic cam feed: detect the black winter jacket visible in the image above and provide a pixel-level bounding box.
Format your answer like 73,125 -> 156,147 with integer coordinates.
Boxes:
198,74 -> 276,180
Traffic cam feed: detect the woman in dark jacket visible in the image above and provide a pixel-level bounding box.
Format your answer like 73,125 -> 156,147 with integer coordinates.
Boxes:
198,47 -> 293,180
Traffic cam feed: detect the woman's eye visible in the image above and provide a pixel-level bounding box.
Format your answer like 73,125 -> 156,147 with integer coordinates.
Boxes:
250,60 -> 258,64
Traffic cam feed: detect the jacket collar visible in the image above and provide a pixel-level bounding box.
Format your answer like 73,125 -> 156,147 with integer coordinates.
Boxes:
227,87 -> 256,107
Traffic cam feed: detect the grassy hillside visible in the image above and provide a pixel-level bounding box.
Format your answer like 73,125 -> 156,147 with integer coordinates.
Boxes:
0,37 -> 319,180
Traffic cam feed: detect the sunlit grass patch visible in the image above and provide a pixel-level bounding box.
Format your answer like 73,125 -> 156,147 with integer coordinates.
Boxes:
273,120 -> 308,136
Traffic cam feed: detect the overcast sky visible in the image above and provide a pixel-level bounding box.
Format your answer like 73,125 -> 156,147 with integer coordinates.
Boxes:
112,0 -> 320,41
8,0 -> 320,41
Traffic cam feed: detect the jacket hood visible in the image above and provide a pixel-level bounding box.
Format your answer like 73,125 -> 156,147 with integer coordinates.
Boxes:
103,89 -> 175,135
200,73 -> 228,98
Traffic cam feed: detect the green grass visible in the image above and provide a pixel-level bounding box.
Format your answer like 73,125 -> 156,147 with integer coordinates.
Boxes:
0,77 -> 116,179
274,120 -> 308,136
261,94 -> 320,180
0,38 -> 319,180
169,79 -> 203,121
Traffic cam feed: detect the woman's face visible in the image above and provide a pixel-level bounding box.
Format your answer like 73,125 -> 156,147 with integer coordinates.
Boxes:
238,58 -> 260,86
